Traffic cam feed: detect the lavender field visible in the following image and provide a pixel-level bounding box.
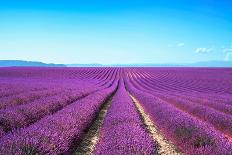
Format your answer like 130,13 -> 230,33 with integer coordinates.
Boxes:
0,67 -> 232,155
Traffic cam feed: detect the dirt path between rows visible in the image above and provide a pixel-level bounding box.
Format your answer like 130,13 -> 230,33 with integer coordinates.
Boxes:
129,94 -> 183,155
73,96 -> 113,155
72,92 -> 182,155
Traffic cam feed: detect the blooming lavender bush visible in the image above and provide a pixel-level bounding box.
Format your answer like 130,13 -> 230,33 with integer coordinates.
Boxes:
0,79 -> 118,154
0,67 -> 231,154
94,79 -> 158,155
125,76 -> 232,155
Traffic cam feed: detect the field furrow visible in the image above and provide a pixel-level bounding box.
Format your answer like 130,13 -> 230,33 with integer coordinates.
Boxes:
125,76 -> 232,154
129,94 -> 182,155
0,79 -> 118,154
0,67 -> 232,154
94,79 -> 158,154
72,93 -> 114,155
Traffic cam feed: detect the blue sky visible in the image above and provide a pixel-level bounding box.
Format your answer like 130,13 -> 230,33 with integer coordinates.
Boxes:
0,0 -> 232,64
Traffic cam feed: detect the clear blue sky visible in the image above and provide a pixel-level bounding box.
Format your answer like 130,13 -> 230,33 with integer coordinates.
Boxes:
0,0 -> 232,64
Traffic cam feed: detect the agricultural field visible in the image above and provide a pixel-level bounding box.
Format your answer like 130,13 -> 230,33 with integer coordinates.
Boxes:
0,67 -> 232,155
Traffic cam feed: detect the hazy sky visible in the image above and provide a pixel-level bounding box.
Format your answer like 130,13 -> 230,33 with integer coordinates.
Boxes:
0,0 -> 232,64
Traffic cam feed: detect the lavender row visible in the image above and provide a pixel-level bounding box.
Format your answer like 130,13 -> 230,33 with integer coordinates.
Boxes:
0,86 -> 98,136
0,67 -> 117,80
0,90 -> 79,134
126,68 -> 232,94
135,73 -> 232,112
0,68 -> 118,136
0,83 -> 45,99
125,77 -> 232,155
168,92 -> 232,115
0,88 -> 61,109
0,79 -> 118,155
129,70 -> 232,115
94,79 -> 157,154
155,93 -> 232,138
128,71 -> 232,137
0,78 -> 66,99
0,67 -> 117,135
173,92 -> 232,107
0,67 -> 116,99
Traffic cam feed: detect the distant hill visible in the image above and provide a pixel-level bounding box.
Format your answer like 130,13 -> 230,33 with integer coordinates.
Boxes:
0,60 -> 66,67
0,60 -> 231,67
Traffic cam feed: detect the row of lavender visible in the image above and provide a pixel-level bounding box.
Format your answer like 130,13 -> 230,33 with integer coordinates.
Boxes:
0,68 -> 119,105
0,77 -> 118,154
0,68 -> 120,154
128,70 -> 232,137
128,68 -> 232,94
94,78 -> 157,154
0,67 -> 232,154
0,68 -> 118,138
125,68 -> 232,154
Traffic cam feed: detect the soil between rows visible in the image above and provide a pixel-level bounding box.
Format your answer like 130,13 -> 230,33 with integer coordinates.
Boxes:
68,90 -> 182,155
129,93 -> 183,155
70,95 -> 114,155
